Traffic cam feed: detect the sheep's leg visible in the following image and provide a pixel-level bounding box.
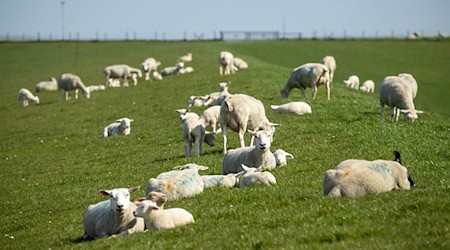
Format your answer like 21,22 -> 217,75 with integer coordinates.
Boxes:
65,91 -> 70,100
75,89 -> 79,99
300,87 -> 306,99
24,99 -> 29,107
395,107 -> 401,122
123,77 -> 129,87
390,106 -> 396,122
194,138 -> 203,156
326,82 -> 330,101
238,127 -> 246,148
312,85 -> 317,99
250,133 -> 255,146
184,140 -> 192,157
145,72 -> 150,81
219,66 -> 223,76
222,125 -> 228,154
380,103 -> 385,122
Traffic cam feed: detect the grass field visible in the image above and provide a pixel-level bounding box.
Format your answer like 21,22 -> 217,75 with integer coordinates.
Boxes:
0,40 -> 449,249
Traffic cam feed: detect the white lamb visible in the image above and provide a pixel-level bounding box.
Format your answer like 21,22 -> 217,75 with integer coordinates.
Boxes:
58,73 -> 91,100
152,71 -> 163,81
233,57 -> 248,69
106,78 -> 121,88
321,55 -> 337,83
18,88 -> 40,107
141,57 -> 161,81
103,118 -> 134,137
82,187 -> 145,240
239,164 -> 276,187
222,129 -> 276,174
398,73 -> 418,99
218,51 -> 238,75
280,63 -> 331,100
199,105 -> 221,133
379,76 -> 423,122
359,80 -> 375,93
160,62 -> 184,77
272,149 -> 294,167
201,174 -> 239,189
343,75 -> 360,90
204,82 -> 230,107
178,66 -> 194,75
104,64 -> 142,87
270,102 -> 312,115
35,77 -> 57,92
188,95 -> 208,108
86,85 -> 106,92
178,53 -> 193,63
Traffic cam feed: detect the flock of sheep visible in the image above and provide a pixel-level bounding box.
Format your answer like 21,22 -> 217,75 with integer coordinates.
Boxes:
18,49 -> 422,240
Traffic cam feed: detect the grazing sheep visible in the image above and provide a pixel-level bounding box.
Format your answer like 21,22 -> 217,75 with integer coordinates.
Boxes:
271,102 -> 312,115
18,88 -> 40,107
141,57 -> 161,81
178,53 -> 193,63
222,129 -> 276,174
178,66 -> 194,75
199,105 -> 221,133
160,62 -> 184,77
103,118 -> 134,137
323,152 -> 414,198
145,163 -> 208,201
359,80 -> 375,93
233,57 -> 248,69
86,85 -> 106,92
239,164 -> 276,187
272,149 -> 294,167
343,75 -> 360,90
104,64 -> 142,87
201,174 -> 239,189
58,73 -> 91,100
398,73 -> 418,99
220,94 -> 278,154
320,55 -> 336,83
218,51 -> 238,75
82,187 -> 144,240
280,63 -> 331,100
204,82 -> 230,107
35,77 -> 57,92
134,199 -> 194,231
379,76 -> 423,122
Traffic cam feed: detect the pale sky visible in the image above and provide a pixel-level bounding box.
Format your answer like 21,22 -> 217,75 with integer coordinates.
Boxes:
0,0 -> 449,40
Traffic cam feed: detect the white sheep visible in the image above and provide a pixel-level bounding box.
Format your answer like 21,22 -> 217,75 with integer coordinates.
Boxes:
218,51 -> 238,75
141,57 -> 161,81
239,164 -> 276,187
178,53 -> 193,63
222,129 -> 276,174
58,73 -> 91,100
82,186 -> 145,240
201,174 -> 239,189
18,88 -> 40,107
379,76 -> 423,122
106,78 -> 121,88
280,63 -> 331,100
35,77 -> 57,92
103,118 -> 134,137
145,163 -> 208,201
321,55 -> 337,83
270,102 -> 312,115
272,149 -> 294,167
178,66 -> 194,75
86,85 -> 106,92
104,64 -> 142,87
233,57 -> 248,69
133,199 -> 194,231
398,73 -> 418,99
160,62 -> 184,77
359,80 -> 375,93
152,71 -> 163,81
220,94 -> 278,154
188,95 -> 208,108
343,75 -> 360,90
323,152 -> 414,198
204,82 -> 230,107
199,105 -> 221,133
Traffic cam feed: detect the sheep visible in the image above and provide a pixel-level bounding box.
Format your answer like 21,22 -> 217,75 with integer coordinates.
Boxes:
145,163 -> 208,201
201,174 -> 239,189
359,80 -> 375,93
58,73 -> 91,100
106,78 -> 121,88
204,82 -> 230,106
199,105 -> 221,133
270,102 -> 312,115
178,53 -> 193,63
222,129 -> 276,174
141,57 -> 161,81
82,186 -> 145,240
103,118 -> 134,137
152,71 -> 163,81
160,62 -> 184,77
398,73 -> 418,99
35,77 -> 57,92
343,75 -> 360,90
280,63 -> 331,101
320,55 -> 336,83
379,75 -> 423,122
18,88 -> 40,107
133,199 -> 194,231
178,66 -> 194,75
239,164 -> 276,187
104,64 -> 142,87
86,85 -> 106,92
233,57 -> 248,69
323,151 -> 414,198
188,95 -> 208,108
220,94 -> 278,154
272,149 -> 294,167
218,51 -> 238,75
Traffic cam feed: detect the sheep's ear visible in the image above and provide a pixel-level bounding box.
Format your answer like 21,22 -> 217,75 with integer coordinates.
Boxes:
198,165 -> 209,171
241,164 -> 250,171
399,109 -> 409,114
159,194 -> 168,205
129,186 -> 140,193
415,110 -> 424,114
247,130 -> 257,136
100,190 -> 111,196
270,123 -> 280,128
270,105 -> 279,110
286,152 -> 294,159
133,197 -> 146,205
129,119 -> 134,122
175,109 -> 185,114
115,119 -> 123,123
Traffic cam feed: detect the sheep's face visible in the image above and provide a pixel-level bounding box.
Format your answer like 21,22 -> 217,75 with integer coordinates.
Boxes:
116,118 -> 133,130
204,132 -> 215,147
273,149 -> 294,167
401,110 -> 419,122
142,63 -> 149,72
280,88 -> 289,99
134,200 -> 159,218
253,130 -> 273,151
100,187 -> 138,213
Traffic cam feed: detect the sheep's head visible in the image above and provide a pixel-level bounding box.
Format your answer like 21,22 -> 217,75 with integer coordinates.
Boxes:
218,82 -> 229,91
400,109 -> 423,122
141,63 -> 149,72
204,131 -> 215,147
273,149 -> 294,167
250,129 -> 273,152
147,191 -> 168,208
280,88 -> 290,99
35,96 -> 40,104
116,118 -> 133,130
100,186 -> 140,213
134,200 -> 159,218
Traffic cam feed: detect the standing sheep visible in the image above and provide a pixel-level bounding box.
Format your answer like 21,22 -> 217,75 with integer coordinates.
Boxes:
271,102 -> 312,115
218,51 -> 238,75
18,88 -> 40,107
58,73 -> 91,100
104,64 -> 142,87
239,164 -> 277,187
103,118 -> 134,137
320,55 -> 336,83
343,75 -> 360,90
141,57 -> 161,81
199,105 -> 221,133
359,80 -> 375,93
280,63 -> 331,101
35,77 -> 57,92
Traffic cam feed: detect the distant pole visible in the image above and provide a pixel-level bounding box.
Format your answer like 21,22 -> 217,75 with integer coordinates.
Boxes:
282,16 -> 286,39
61,1 -> 65,40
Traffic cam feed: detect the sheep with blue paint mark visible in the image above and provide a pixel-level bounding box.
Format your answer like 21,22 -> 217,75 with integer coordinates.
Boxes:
201,174 -> 239,189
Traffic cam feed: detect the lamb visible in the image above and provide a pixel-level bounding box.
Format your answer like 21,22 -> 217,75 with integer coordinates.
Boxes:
178,66 -> 194,75
133,199 -> 194,231
272,149 -> 294,167
199,105 -> 221,133
233,57 -> 248,69
320,55 -> 336,83
58,73 -> 91,100
343,75 -> 360,90
145,163 -> 209,201
160,62 -> 184,77
218,51 -> 238,75
270,102 -> 312,115
104,64 -> 142,87
239,164 -> 276,187
18,88 -> 40,107
398,73 -> 418,99
222,129 -> 276,174
359,80 -> 375,93
379,75 -> 423,122
86,85 -> 106,92
141,57 -> 161,81
201,174 -> 239,189
35,77 -> 57,92
280,63 -> 331,101
323,151 -> 414,198
178,53 -> 193,63
103,118 -> 134,137
106,78 -> 121,88
204,82 -> 230,106
152,71 -> 163,81
220,94 -> 278,154
82,186 -> 145,240
188,95 -> 208,108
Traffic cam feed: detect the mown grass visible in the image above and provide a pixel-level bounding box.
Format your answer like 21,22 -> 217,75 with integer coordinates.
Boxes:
0,40 -> 449,249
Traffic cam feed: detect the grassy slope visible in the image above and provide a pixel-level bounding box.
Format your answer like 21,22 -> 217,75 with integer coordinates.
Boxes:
0,40 -> 449,249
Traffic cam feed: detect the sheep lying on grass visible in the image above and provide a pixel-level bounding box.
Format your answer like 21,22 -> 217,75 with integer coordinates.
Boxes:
86,85 -> 106,92
201,174 -> 239,189
82,187 -> 144,240
58,73 -> 91,100
321,55 -> 336,83
271,102 -> 312,115
103,118 -> 134,137
273,149 -> 294,167
188,95 -> 208,108
18,88 -> 39,107
160,62 -> 184,77
344,75 -> 360,90
152,71 -> 163,81
239,164 -> 276,187
359,80 -> 375,93
233,57 -> 248,69
35,77 -> 57,92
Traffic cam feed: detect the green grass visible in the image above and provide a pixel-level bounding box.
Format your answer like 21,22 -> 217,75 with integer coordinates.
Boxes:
0,40 -> 449,249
